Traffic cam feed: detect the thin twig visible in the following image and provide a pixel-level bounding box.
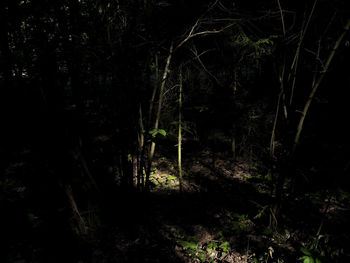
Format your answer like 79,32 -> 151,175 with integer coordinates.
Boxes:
276,0 -> 286,37
289,0 -> 318,105
175,23 -> 235,51
190,45 -> 221,86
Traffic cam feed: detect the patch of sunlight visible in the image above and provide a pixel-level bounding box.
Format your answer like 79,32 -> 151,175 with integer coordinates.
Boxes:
150,171 -> 179,191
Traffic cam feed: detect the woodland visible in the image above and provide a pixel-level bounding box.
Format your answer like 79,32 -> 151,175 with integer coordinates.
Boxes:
1,0 -> 350,262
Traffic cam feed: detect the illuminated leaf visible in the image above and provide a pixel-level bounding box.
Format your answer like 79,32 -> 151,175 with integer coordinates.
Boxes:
148,129 -> 167,137
178,241 -> 197,249
158,129 -> 167,136
300,247 -> 312,256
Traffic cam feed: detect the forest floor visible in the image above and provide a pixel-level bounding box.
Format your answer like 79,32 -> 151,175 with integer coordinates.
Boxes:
86,146 -> 350,263
3,142 -> 350,263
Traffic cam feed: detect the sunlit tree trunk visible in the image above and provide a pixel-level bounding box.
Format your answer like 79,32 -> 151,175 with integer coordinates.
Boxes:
145,42 -> 173,191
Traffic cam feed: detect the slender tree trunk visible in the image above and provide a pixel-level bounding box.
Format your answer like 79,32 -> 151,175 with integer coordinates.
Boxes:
288,0 -> 318,105
65,184 -> 87,236
178,67 -> 183,192
269,57 -> 287,158
145,42 -> 173,191
268,0 -> 288,228
137,104 -> 145,190
269,0 -> 321,229
70,147 -> 100,193
270,88 -> 282,158
231,137 -> 236,160
148,53 -> 159,126
269,18 -> 350,230
293,18 -> 350,154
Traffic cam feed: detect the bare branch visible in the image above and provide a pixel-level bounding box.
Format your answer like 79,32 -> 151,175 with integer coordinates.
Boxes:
175,23 -> 234,51
304,47 -> 325,70
277,0 -> 286,37
190,45 -> 221,86
288,0 -> 318,105
189,19 -> 200,37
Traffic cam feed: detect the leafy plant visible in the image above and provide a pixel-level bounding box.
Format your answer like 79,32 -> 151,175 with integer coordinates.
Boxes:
166,175 -> 177,181
232,213 -> 249,234
233,213 -> 248,221
177,240 -> 206,262
149,129 -> 167,137
298,247 -> 322,263
207,241 -> 218,250
298,232 -> 344,263
178,240 -> 198,250
176,234 -> 231,262
219,241 -> 230,254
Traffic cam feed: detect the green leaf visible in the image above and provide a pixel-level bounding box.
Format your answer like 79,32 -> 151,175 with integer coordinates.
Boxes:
178,241 -> 197,249
207,241 -> 218,250
158,129 -> 167,136
148,129 -> 167,137
167,175 -> 177,180
220,241 -> 230,247
300,247 -> 312,256
298,256 -> 315,263
303,257 -> 315,263
220,241 -> 230,253
198,251 -> 206,262
188,250 -> 196,257
315,258 -> 322,263
149,129 -> 157,137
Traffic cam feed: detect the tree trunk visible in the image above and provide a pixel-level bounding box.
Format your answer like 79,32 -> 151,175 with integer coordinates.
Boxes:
145,42 -> 173,191
293,18 -> 350,154
65,184 -> 87,236
148,53 -> 159,127
178,67 -> 183,192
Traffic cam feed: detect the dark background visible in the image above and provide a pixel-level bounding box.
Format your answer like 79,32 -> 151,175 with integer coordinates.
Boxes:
1,0 -> 350,262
